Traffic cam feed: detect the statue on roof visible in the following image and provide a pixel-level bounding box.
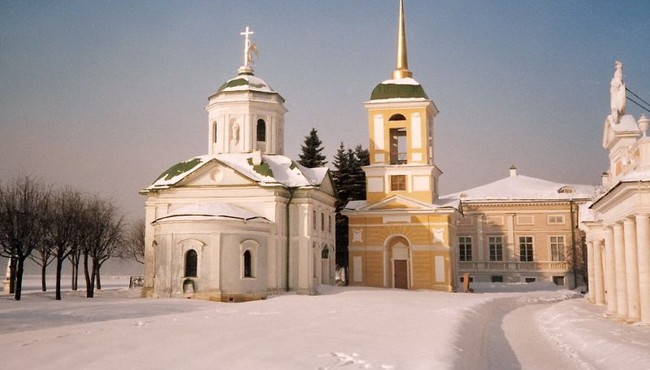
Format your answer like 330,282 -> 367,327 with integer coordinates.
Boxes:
240,26 -> 258,71
609,61 -> 627,124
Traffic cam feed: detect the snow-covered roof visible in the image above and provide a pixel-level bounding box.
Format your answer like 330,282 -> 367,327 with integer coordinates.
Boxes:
611,114 -> 641,134
620,168 -> 650,182
147,152 -> 328,190
215,74 -> 276,94
370,77 -> 429,100
444,174 -> 596,203
154,203 -> 269,223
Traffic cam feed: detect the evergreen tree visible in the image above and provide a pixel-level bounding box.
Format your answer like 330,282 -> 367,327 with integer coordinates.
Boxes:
298,128 -> 327,168
332,142 -> 370,274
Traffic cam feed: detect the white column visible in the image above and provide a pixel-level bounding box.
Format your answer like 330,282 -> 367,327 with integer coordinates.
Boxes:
636,214 -> 650,324
624,217 -> 640,321
587,241 -> 596,303
613,223 -> 628,318
593,239 -> 606,305
604,227 -> 617,315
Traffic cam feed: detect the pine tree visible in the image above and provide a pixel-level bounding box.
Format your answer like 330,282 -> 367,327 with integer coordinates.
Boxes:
298,128 -> 327,168
332,142 -> 370,274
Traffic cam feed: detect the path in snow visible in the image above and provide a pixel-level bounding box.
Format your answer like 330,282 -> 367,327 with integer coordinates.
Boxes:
499,304 -> 587,370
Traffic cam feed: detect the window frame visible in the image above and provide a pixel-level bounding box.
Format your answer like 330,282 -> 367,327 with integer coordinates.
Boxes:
458,236 -> 473,262
488,235 -> 504,262
519,236 -> 534,262
390,175 -> 406,191
549,235 -> 565,261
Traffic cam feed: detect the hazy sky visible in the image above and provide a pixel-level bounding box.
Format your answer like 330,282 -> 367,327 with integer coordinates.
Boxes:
2,0 -> 650,221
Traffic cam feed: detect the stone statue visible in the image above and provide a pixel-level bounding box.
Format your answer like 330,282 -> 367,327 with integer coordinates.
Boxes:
609,61 -> 627,124
240,26 -> 258,69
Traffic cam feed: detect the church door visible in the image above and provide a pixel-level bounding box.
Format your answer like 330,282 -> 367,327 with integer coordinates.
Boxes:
394,260 -> 408,289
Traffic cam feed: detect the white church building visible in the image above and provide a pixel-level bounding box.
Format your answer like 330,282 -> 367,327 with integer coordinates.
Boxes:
140,29 -> 336,302
582,61 -> 650,324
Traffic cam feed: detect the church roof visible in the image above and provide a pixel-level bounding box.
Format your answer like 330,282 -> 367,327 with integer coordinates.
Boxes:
154,202 -> 269,223
370,77 -> 429,101
442,173 -> 596,203
146,153 -> 329,190
215,73 -> 277,95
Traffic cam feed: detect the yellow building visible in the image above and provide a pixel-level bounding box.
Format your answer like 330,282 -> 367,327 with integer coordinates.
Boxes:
343,0 -> 460,291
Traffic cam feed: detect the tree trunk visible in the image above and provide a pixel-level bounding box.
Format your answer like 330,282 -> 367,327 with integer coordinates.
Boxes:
14,256 -> 25,301
9,257 -> 16,294
55,258 -> 64,300
83,251 -> 94,298
94,262 -> 101,290
41,262 -> 47,292
70,252 -> 80,291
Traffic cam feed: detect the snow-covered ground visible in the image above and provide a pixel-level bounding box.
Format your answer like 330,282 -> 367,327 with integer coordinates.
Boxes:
1,277 -> 649,369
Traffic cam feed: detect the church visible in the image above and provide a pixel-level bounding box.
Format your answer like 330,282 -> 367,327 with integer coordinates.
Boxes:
343,0 -> 461,291
582,61 -> 650,324
140,28 -> 336,301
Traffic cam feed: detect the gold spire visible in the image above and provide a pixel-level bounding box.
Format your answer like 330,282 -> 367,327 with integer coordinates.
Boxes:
392,0 -> 413,79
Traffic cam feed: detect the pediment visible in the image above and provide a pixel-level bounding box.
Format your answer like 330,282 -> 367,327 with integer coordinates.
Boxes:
174,159 -> 257,188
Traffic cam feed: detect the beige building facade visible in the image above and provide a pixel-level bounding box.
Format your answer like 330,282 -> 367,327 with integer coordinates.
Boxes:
449,167 -> 595,288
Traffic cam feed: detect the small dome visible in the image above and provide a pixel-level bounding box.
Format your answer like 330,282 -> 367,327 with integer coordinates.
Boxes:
370,77 -> 428,100
216,73 -> 276,94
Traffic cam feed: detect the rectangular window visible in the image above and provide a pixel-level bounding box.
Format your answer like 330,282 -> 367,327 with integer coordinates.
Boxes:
489,236 -> 503,261
519,236 -> 534,262
547,215 -> 565,225
491,275 -> 503,283
550,236 -> 565,261
313,210 -> 316,230
321,213 -> 325,231
459,236 -> 472,261
328,215 -> 332,233
390,175 -> 406,191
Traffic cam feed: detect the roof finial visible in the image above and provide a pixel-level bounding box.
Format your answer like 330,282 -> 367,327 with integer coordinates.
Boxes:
392,0 -> 413,79
238,26 -> 258,75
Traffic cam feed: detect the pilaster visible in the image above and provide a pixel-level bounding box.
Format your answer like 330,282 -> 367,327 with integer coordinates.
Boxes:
587,241 -> 595,303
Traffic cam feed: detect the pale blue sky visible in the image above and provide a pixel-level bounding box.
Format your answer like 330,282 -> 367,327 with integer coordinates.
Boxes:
2,0 -> 649,220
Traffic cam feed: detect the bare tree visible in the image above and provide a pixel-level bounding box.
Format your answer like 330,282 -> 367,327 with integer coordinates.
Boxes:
82,197 -> 124,297
0,177 -> 50,300
118,218 -> 145,264
29,239 -> 55,292
68,247 -> 82,290
49,187 -> 86,300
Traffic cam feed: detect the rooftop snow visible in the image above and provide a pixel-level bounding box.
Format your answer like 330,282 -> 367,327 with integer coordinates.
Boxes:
147,153 -> 328,190
443,174 -> 596,202
216,74 -> 276,94
155,202 -> 269,223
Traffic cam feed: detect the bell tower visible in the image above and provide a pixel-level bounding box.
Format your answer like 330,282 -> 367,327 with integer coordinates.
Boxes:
206,27 -> 287,156
363,0 -> 441,205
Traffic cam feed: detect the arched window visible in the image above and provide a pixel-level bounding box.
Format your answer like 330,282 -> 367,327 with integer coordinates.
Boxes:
321,246 -> 329,259
257,119 -> 266,142
185,250 -> 198,277
243,250 -> 253,278
389,127 -> 407,164
213,121 -> 218,143
389,113 -> 407,121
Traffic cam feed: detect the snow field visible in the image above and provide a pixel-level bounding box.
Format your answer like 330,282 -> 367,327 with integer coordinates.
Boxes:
1,281 -> 649,369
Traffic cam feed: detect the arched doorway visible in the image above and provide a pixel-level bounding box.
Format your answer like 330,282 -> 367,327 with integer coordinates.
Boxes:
321,245 -> 330,285
387,236 -> 410,289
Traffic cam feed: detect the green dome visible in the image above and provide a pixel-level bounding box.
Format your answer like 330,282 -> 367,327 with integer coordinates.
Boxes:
370,78 -> 429,100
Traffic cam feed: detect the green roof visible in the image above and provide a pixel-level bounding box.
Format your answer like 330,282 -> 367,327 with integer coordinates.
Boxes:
370,82 -> 428,100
